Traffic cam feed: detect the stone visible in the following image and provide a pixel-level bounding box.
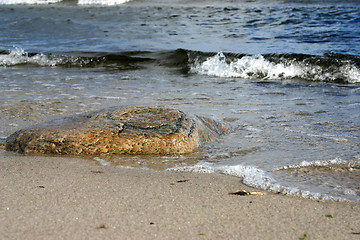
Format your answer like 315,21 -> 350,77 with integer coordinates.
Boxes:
5,106 -> 228,155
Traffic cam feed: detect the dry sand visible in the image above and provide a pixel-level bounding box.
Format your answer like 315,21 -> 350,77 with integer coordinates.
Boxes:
0,151 -> 359,240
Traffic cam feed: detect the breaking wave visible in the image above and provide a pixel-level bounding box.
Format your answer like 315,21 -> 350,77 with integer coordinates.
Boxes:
1,48 -> 360,84
0,48 -> 151,70
190,51 -> 360,84
0,48 -> 71,66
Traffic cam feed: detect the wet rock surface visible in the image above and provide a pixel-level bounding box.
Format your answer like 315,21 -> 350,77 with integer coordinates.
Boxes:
5,106 -> 228,155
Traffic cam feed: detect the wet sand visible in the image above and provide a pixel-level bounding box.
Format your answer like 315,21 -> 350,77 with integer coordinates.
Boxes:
0,152 -> 359,240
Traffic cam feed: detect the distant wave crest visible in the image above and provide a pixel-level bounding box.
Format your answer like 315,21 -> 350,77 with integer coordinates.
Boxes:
0,0 -> 131,5
0,0 -> 62,4
0,48 -> 89,66
0,47 -> 152,70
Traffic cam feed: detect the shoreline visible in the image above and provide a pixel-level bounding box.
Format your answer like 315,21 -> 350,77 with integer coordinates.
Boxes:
1,153 -> 359,239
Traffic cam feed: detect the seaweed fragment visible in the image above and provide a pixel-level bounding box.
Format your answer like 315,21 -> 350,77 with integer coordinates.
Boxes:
96,224 -> 107,229
177,179 -> 189,183
300,233 -> 308,240
229,190 -> 264,196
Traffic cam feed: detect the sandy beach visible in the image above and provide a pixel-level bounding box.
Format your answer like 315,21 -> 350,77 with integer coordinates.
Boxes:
0,151 -> 359,240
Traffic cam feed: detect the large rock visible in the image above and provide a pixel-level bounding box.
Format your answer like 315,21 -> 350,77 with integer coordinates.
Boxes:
5,106 -> 227,155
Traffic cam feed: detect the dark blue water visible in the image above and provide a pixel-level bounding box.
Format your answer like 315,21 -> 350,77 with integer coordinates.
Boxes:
1,0 -> 360,55
0,0 -> 359,201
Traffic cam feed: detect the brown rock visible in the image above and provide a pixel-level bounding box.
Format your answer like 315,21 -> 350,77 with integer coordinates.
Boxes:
5,106 -> 228,155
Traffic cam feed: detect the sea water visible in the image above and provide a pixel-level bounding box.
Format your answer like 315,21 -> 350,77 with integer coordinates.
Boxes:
0,0 -> 359,201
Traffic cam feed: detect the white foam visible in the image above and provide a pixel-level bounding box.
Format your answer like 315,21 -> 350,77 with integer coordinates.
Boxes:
191,52 -> 304,79
78,0 -> 131,5
169,161 -> 217,174
94,157 -> 111,166
0,0 -> 62,4
169,162 -> 347,201
0,48 -> 63,66
95,96 -> 127,100
191,52 -> 360,83
275,158 -> 355,170
0,47 -> 92,67
340,64 -> 360,84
